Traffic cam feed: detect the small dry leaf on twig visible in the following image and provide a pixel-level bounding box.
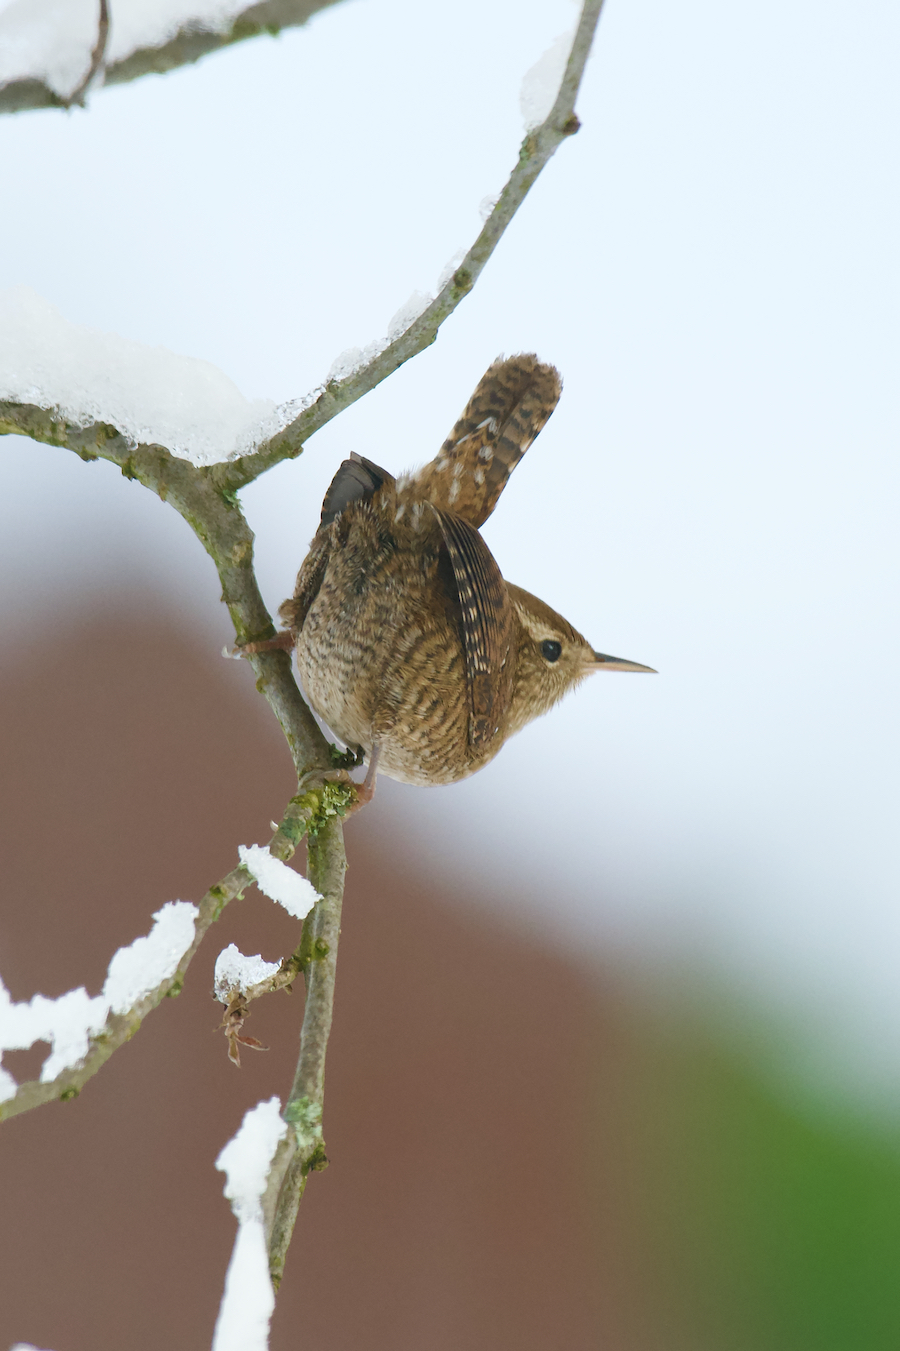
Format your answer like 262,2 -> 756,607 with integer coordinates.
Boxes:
217,991 -> 269,1067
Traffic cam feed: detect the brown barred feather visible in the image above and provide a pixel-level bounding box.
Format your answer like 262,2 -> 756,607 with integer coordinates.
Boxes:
431,507 -> 515,746
411,354 -> 562,527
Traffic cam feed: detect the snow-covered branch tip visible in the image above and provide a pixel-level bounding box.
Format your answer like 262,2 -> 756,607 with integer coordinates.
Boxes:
213,1098 -> 289,1351
0,901 -> 198,1113
238,844 -> 321,919
0,809 -> 322,1123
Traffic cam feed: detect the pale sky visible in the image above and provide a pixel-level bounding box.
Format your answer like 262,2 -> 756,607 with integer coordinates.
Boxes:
2,0 -> 899,1114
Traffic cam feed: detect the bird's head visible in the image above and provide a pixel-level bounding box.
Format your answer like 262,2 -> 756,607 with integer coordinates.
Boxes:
506,582 -> 655,734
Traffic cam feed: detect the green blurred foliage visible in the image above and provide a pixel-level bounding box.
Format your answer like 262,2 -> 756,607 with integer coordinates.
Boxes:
590,1009 -> 900,1350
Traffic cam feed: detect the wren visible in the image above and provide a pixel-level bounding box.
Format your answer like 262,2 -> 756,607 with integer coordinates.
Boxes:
263,354 -> 654,790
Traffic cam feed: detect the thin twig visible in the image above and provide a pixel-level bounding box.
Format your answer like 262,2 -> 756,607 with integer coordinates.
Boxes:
0,796 -> 322,1123
61,0 -> 110,110
218,0 -> 606,493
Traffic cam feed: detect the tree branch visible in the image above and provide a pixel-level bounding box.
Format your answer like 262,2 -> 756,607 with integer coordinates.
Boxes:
0,793 -> 325,1123
0,403 -> 330,779
262,813 -> 347,1286
0,0 -> 344,116
0,0 -> 609,1301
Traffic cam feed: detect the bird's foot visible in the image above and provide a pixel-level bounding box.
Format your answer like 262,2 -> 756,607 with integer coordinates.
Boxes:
222,630 -> 294,660
350,744 -> 380,812
297,745 -> 380,816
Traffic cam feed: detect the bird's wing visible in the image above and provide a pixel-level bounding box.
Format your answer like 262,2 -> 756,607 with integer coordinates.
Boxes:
281,454 -> 396,635
414,355 -> 561,528
432,507 -> 515,747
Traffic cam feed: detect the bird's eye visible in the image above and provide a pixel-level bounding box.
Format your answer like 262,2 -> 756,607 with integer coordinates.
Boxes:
541,640 -> 562,663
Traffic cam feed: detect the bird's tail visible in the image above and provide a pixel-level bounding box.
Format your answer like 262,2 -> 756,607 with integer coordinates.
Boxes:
409,354 -> 561,527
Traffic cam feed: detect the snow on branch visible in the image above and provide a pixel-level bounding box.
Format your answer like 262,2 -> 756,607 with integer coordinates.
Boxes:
0,0 -> 343,115
213,1098 -> 288,1351
0,287 -> 282,467
521,31 -> 576,131
214,940 -> 308,1066
238,844 -> 321,919
214,945 -> 283,1003
0,901 -> 197,1104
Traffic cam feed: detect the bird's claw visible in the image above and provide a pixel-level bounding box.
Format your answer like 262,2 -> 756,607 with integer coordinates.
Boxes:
297,744 -> 380,816
329,743 -> 365,770
223,631 -> 295,660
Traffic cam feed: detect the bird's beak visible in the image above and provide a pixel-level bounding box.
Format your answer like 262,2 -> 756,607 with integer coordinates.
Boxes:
590,651 -> 657,673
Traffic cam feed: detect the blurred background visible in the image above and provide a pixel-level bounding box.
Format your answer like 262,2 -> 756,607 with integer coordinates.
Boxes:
1,0 -> 899,1346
